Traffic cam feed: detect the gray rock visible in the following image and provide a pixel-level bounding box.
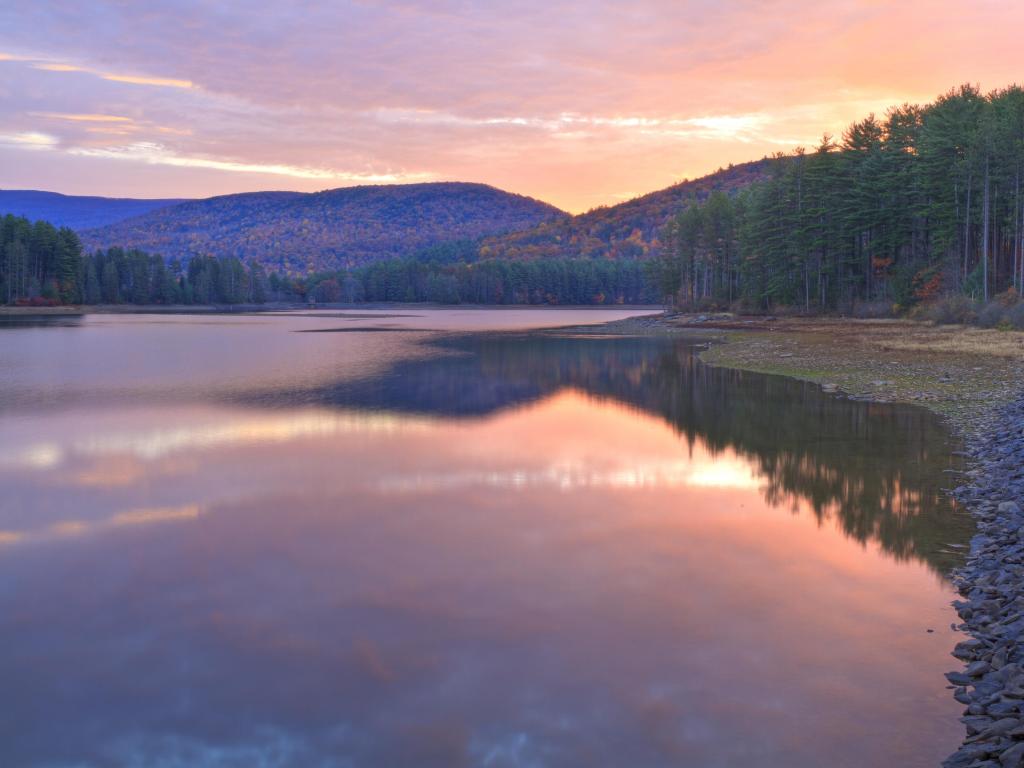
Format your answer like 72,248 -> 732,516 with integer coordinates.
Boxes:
981,718 -> 1022,739
951,671 -> 978,686
1001,741 -> 1024,767
945,742 -> 994,767
988,701 -> 1020,716
964,716 -> 996,735
970,661 -> 995,677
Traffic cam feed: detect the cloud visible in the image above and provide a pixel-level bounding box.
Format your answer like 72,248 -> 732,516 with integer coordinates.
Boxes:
0,131 -> 58,148
31,62 -> 82,72
23,56 -> 191,88
1,1 -> 1023,210
32,112 -> 133,122
67,141 -> 432,182
100,73 -> 192,89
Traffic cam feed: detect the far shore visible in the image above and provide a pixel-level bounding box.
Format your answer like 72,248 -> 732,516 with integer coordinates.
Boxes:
0,302 -> 665,317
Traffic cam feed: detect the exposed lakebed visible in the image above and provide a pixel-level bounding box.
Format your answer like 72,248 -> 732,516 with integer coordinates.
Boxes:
0,309 -> 972,767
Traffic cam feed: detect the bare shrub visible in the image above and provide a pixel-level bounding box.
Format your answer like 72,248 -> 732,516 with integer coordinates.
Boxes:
977,302 -> 1007,329
1008,302 -> 1024,330
923,294 -> 978,325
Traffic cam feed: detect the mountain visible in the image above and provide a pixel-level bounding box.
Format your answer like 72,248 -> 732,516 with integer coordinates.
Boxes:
0,190 -> 187,230
82,183 -> 566,272
479,159 -> 771,261
42,162 -> 768,272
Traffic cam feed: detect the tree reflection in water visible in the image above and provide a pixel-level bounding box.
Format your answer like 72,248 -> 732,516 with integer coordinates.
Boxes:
252,333 -> 971,576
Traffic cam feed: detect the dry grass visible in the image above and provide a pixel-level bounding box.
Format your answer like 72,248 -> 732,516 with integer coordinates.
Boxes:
872,325 -> 1024,358
686,317 -> 1024,358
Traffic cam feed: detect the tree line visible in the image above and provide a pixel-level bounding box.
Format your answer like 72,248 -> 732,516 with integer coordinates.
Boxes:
1,215 -> 83,305
651,84 -> 1024,311
270,257 -> 657,305
1,214 -> 269,306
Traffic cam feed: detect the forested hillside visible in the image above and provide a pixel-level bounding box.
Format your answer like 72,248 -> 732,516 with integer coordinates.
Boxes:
82,183 -> 565,271
0,190 -> 185,230
649,85 -> 1024,313
479,160 -> 770,260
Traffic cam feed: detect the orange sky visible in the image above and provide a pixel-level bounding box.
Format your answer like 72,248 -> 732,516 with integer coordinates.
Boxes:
1,1 -> 1023,212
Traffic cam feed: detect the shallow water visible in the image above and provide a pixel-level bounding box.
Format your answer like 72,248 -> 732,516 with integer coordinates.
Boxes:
0,309 -> 971,767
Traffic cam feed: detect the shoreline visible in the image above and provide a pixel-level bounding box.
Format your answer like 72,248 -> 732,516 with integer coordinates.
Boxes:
582,311 -> 1024,767
578,312 -> 1024,435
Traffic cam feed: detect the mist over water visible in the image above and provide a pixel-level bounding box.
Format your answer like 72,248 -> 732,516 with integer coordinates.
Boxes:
0,310 -> 969,767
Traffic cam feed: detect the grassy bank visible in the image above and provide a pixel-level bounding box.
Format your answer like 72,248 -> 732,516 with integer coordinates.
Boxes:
677,316 -> 1024,432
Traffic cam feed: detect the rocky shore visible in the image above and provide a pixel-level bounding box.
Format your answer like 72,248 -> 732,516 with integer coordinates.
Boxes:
942,396 -> 1024,768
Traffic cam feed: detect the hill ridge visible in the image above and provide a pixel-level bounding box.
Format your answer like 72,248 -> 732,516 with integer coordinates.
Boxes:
82,181 -> 566,272
479,159 -> 772,261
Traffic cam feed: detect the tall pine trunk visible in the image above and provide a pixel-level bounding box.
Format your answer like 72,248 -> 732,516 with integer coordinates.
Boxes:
1014,168 -> 1021,294
982,156 -> 990,302
964,171 -> 973,286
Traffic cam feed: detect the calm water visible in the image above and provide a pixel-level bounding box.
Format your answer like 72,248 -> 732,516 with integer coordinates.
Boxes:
0,309 -> 972,768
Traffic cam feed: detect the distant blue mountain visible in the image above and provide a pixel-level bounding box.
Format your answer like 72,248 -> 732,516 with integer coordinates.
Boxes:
0,190 -> 187,230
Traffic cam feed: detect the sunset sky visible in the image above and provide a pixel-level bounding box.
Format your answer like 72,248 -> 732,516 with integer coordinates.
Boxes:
1,1 -> 1022,213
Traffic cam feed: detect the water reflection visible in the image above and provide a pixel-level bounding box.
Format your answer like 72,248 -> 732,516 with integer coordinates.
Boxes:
0,316 -> 967,767
244,333 -> 970,575
0,312 -> 84,328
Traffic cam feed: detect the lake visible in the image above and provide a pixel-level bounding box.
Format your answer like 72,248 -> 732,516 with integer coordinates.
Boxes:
0,308 -> 971,767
